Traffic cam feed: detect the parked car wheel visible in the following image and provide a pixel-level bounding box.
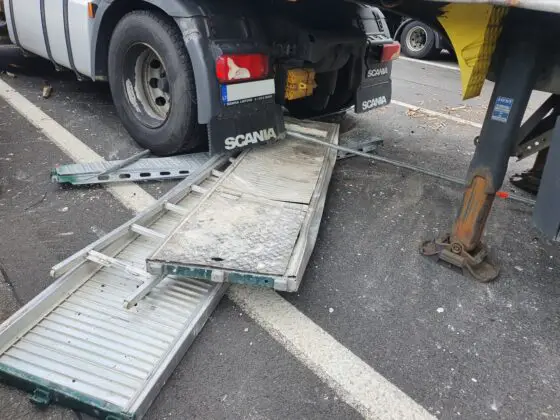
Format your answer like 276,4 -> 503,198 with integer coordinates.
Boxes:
400,21 -> 439,59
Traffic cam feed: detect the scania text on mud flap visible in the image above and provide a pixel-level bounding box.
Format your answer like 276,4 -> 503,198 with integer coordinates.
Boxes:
4,0 -> 398,155
367,66 -> 389,78
354,39 -> 399,114
224,128 -> 278,151
360,95 -> 388,111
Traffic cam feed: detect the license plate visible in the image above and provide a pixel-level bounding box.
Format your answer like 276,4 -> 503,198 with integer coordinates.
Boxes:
355,81 -> 392,113
221,79 -> 275,106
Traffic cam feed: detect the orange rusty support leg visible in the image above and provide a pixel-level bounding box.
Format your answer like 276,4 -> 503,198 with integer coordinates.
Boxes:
451,176 -> 495,252
421,10 -> 546,282
422,173 -> 501,282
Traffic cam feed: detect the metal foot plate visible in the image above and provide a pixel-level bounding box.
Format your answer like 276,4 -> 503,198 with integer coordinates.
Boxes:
420,234 -> 500,282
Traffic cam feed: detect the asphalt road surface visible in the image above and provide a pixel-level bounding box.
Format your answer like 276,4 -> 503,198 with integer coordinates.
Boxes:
0,47 -> 559,420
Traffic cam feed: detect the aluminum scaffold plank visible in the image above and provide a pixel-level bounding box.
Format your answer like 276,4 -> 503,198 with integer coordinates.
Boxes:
0,120 -> 340,419
0,154 -> 230,420
147,118 -> 340,292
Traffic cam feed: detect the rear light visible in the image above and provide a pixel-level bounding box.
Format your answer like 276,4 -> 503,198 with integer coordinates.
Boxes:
381,42 -> 401,62
215,54 -> 269,83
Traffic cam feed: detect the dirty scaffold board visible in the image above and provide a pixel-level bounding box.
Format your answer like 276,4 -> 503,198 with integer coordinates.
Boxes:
0,155 -> 231,420
147,118 -> 339,292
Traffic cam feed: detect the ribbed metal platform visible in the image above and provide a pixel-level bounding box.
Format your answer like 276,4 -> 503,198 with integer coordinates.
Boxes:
0,155 -> 229,419
0,119 -> 338,419
147,118 -> 339,292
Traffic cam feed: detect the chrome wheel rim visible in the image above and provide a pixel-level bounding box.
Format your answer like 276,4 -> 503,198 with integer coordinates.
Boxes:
405,26 -> 428,53
124,43 -> 171,128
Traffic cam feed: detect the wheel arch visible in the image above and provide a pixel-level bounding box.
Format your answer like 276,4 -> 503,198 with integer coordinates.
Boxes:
433,28 -> 444,50
92,0 -> 267,125
394,18 -> 413,41
91,0 -> 206,81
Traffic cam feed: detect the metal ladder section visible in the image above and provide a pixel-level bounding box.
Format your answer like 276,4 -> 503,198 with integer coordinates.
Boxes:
51,153 -> 210,185
0,154 -> 235,420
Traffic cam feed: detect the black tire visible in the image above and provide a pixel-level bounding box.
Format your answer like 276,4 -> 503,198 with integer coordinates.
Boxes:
108,11 -> 202,156
400,21 -> 439,60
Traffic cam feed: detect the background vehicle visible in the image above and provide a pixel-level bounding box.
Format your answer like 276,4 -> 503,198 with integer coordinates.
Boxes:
385,13 -> 452,59
3,0 -> 400,156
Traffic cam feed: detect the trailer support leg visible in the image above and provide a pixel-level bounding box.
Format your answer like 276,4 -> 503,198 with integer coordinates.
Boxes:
421,18 -> 543,282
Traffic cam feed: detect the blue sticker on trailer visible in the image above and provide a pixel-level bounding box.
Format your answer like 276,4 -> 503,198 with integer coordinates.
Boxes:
491,96 -> 514,123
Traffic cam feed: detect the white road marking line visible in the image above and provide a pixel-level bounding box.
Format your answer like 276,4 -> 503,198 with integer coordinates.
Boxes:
392,100 -> 483,129
0,77 -> 435,420
0,79 -> 155,211
229,286 -> 435,420
398,56 -> 459,71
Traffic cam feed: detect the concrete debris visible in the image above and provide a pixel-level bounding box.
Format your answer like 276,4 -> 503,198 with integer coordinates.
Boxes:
42,84 -> 53,99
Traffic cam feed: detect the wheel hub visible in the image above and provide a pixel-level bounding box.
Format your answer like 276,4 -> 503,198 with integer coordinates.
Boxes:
123,43 -> 171,128
405,26 -> 428,53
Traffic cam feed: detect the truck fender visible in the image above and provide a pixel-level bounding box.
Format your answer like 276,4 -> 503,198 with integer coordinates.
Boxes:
394,18 -> 413,41
91,0 -> 208,79
137,0 -> 206,17
174,16 -> 220,125
92,0 -> 264,125
433,30 -> 443,50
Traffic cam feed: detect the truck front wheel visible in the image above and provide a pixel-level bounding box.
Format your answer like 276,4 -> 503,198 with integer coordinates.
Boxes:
108,11 -> 203,156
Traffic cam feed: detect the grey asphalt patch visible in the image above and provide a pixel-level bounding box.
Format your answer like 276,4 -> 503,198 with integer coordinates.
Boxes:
0,267 -> 19,324
356,103 -> 537,187
0,101 -> 134,302
283,109 -> 560,419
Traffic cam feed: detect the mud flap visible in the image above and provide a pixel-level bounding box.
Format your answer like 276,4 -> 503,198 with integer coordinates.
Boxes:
354,80 -> 392,113
207,100 -> 285,155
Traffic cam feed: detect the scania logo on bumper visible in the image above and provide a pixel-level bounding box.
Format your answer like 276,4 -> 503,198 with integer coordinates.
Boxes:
224,128 -> 277,150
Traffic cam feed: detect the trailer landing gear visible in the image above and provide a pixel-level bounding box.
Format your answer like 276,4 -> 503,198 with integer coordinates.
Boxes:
421,12 -> 546,282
